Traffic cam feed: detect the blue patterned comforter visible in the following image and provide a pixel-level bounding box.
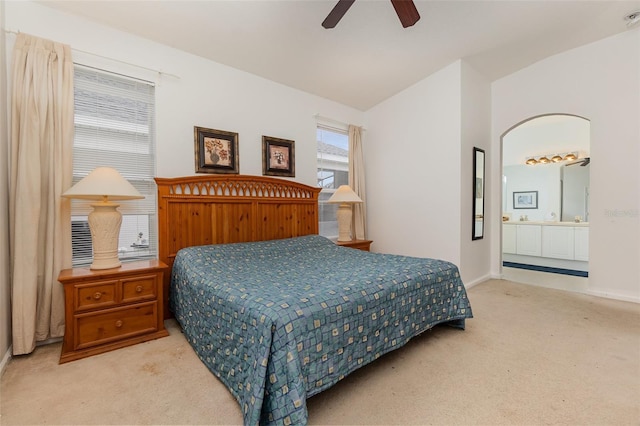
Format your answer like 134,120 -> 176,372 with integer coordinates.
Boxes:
171,235 -> 472,425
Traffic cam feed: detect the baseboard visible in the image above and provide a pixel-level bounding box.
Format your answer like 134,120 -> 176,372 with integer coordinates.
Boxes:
586,290 -> 640,304
465,274 -> 492,289
0,345 -> 12,377
36,336 -> 62,347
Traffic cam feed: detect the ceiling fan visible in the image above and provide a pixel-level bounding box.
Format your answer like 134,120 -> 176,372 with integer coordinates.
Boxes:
322,0 -> 421,29
565,157 -> 590,167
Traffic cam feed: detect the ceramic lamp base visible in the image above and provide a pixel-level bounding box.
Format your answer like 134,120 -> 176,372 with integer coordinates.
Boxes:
336,203 -> 353,242
88,202 -> 122,270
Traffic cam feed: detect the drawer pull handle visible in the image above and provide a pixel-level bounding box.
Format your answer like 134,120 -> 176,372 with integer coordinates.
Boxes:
115,320 -> 123,328
135,285 -> 143,293
93,292 -> 102,300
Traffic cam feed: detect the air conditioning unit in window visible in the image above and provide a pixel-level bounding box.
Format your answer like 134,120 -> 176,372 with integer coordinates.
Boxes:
71,221 -> 92,260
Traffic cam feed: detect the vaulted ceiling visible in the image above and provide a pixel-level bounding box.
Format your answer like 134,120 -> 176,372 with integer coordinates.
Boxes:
40,0 -> 640,111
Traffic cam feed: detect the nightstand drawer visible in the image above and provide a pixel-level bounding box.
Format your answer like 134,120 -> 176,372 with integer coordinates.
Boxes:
75,302 -> 158,350
121,275 -> 157,303
76,280 -> 118,311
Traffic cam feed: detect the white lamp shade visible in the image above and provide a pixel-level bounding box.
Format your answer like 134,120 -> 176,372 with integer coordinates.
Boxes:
62,167 -> 143,201
327,185 -> 362,204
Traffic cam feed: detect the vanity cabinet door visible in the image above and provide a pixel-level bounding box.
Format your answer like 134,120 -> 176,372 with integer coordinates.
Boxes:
502,224 -> 517,254
574,228 -> 589,261
542,226 -> 575,260
516,225 -> 542,256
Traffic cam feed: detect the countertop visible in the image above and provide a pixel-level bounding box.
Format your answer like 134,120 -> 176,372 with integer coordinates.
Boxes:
503,221 -> 589,227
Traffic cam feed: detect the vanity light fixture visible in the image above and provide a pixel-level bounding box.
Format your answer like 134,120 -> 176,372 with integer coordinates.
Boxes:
525,152 -> 579,166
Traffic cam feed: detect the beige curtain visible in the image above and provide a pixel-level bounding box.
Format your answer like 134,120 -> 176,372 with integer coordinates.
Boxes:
348,124 -> 366,240
10,33 -> 74,355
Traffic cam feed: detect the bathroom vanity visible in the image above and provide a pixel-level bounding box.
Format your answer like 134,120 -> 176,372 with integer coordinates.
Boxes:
502,221 -> 589,272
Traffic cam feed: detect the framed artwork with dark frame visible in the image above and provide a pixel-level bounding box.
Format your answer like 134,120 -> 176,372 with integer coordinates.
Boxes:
262,135 -> 295,177
194,126 -> 239,174
513,191 -> 538,209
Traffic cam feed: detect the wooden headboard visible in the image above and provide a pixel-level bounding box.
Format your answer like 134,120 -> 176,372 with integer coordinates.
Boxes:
154,175 -> 321,318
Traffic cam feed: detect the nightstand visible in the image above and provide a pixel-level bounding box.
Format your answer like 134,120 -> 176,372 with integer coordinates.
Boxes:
336,239 -> 373,251
58,260 -> 169,364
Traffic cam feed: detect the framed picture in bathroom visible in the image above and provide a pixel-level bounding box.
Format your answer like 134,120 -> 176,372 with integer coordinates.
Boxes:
513,191 -> 538,209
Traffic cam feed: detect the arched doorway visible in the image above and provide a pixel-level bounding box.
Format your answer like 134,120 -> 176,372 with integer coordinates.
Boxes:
501,114 -> 590,292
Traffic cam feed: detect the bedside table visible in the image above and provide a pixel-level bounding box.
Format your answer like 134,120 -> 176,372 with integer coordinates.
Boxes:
336,239 -> 373,251
58,260 -> 169,364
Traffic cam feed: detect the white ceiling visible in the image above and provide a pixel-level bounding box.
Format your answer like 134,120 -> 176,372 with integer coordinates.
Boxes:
39,0 -> 640,111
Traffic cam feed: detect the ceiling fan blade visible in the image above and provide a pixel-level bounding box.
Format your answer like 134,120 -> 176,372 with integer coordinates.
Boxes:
322,0 -> 356,29
390,0 -> 420,28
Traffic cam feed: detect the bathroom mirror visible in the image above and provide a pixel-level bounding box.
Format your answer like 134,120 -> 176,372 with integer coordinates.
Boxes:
473,147 -> 485,240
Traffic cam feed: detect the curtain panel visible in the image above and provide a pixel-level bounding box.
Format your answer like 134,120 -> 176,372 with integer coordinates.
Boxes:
348,125 -> 366,240
9,33 -> 74,355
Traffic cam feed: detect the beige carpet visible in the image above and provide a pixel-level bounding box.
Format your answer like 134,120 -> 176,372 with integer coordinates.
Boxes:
1,279 -> 638,425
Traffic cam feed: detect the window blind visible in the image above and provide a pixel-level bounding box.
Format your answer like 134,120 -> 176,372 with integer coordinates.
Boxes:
71,65 -> 157,266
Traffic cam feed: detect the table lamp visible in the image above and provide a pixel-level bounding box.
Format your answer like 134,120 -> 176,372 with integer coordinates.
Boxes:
327,185 -> 363,242
62,167 -> 144,270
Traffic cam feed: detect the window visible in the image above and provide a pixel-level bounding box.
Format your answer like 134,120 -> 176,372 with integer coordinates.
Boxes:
71,65 -> 157,267
317,126 -> 349,238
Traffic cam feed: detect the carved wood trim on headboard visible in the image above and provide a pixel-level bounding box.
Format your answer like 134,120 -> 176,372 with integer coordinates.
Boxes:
155,175 -> 321,318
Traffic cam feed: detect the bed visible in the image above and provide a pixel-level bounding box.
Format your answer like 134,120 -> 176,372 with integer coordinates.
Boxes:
155,175 -> 473,426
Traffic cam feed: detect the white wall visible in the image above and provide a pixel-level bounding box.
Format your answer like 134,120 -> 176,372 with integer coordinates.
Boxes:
0,0 -> 13,369
4,1 -> 364,187
492,29 -> 640,302
364,59 -> 492,287
459,61 -> 492,285
365,62 -> 462,266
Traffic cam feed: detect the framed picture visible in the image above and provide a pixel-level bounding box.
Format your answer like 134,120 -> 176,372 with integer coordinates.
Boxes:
513,191 -> 538,209
262,135 -> 295,177
194,126 -> 239,174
